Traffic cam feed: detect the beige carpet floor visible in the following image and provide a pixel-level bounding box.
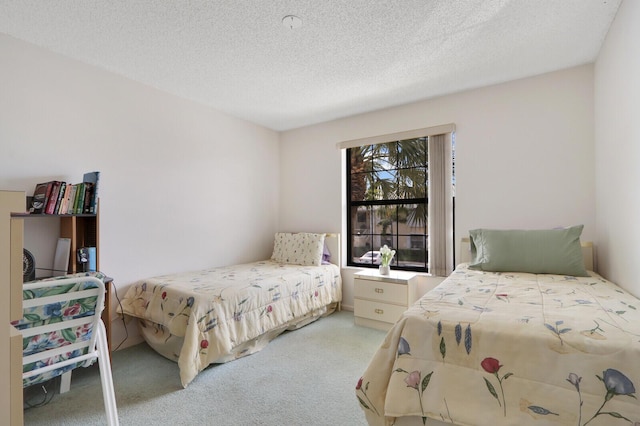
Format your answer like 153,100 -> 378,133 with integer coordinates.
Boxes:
23,310 -> 387,426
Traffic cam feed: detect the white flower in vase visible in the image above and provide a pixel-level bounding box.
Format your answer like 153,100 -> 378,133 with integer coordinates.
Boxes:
379,245 -> 396,275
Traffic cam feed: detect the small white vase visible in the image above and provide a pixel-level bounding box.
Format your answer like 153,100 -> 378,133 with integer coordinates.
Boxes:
379,265 -> 390,275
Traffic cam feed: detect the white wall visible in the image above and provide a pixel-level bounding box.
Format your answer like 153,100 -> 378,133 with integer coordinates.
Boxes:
280,65 -> 596,309
0,34 -> 281,348
595,0 -> 640,297
0,28 -> 609,343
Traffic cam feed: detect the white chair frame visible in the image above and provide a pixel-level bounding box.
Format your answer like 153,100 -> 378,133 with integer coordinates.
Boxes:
19,276 -> 119,425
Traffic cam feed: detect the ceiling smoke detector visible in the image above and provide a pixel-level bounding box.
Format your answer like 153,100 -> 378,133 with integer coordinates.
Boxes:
282,15 -> 303,30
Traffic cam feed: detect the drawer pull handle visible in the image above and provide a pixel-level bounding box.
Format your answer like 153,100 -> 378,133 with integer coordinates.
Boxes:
375,309 -> 384,315
375,288 -> 384,294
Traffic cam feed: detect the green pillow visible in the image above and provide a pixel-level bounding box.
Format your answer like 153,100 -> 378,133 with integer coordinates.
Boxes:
468,225 -> 589,276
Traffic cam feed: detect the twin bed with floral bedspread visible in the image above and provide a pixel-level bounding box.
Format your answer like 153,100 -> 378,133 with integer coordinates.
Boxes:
120,232 -> 342,387
357,226 -> 640,426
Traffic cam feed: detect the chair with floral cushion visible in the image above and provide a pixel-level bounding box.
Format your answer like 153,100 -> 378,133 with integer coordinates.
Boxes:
12,272 -> 118,425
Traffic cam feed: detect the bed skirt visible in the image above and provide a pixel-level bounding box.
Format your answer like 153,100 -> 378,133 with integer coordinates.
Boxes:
138,303 -> 338,370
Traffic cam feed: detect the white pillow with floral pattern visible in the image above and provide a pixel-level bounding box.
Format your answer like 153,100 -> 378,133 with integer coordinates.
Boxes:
271,232 -> 326,266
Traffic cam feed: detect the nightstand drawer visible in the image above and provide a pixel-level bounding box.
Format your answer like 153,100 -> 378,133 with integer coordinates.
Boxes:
354,278 -> 407,305
354,299 -> 407,324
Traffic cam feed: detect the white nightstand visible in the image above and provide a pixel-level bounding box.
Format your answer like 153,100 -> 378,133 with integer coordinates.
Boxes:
353,269 -> 417,331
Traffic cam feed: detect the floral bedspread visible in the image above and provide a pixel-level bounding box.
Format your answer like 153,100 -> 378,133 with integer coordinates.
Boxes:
357,264 -> 640,426
120,260 -> 342,387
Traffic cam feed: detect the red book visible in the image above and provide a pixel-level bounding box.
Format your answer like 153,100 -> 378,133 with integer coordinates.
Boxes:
45,181 -> 61,214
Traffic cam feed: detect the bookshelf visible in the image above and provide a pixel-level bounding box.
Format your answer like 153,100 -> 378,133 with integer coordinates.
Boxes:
11,200 -> 113,356
12,211 -> 100,274
22,174 -> 100,275
11,209 -> 100,274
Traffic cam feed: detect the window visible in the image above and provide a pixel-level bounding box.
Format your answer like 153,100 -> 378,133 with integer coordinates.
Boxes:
340,125 -> 455,275
410,234 -> 424,249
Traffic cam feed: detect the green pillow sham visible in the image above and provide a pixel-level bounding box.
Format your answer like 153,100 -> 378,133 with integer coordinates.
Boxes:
468,225 -> 589,277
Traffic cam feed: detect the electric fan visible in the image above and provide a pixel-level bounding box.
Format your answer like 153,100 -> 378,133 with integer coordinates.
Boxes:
23,249 -> 35,282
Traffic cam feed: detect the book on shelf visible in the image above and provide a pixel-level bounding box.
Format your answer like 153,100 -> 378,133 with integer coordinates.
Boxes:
58,183 -> 71,214
31,181 -> 53,214
30,173 -> 101,215
83,171 -> 100,214
66,184 -> 77,214
57,184 -> 67,214
74,182 -> 85,214
72,183 -> 80,214
82,182 -> 94,214
44,181 -> 62,214
53,181 -> 66,214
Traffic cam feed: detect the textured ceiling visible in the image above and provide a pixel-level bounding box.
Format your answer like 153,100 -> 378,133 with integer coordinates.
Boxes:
0,0 -> 622,131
